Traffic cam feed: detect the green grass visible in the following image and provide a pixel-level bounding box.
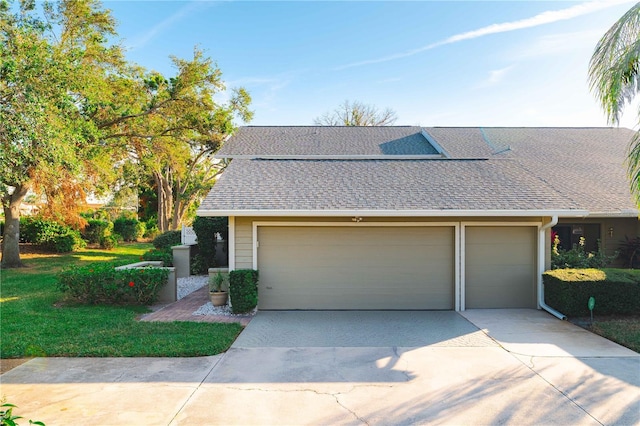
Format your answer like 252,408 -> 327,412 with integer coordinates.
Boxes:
0,243 -> 242,358
590,317 -> 640,353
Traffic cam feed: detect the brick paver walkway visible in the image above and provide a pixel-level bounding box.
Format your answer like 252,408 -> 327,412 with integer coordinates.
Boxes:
139,286 -> 253,326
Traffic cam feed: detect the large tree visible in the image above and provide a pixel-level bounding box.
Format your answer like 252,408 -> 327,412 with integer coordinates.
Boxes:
589,2 -> 640,203
0,0 -> 125,267
314,100 -> 398,126
103,49 -> 253,232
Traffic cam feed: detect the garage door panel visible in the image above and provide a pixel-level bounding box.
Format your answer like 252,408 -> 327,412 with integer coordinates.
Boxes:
465,226 -> 536,309
258,226 -> 454,310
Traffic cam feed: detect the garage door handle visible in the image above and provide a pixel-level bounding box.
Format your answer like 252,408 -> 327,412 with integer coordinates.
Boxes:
266,286 -> 273,289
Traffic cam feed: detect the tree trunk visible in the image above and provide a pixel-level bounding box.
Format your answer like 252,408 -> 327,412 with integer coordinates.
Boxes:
1,184 -> 29,268
154,170 -> 173,233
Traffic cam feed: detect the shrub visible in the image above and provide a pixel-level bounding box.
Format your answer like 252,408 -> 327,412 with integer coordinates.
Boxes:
229,269 -> 258,314
617,236 -> 640,268
19,217 -> 85,252
50,231 -> 86,253
82,219 -> 113,244
152,231 -> 181,249
551,236 -> 614,269
143,218 -> 160,239
141,248 -> 173,267
113,217 -> 145,242
544,268 -> 640,316
192,216 -> 228,273
99,234 -> 119,250
57,262 -> 169,305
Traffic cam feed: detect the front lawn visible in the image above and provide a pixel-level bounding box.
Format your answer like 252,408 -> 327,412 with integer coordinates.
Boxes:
589,317 -> 640,353
0,244 -> 242,358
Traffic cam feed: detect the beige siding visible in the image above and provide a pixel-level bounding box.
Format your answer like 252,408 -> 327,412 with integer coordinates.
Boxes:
234,217 -> 253,269
465,226 -> 537,309
257,225 -> 455,310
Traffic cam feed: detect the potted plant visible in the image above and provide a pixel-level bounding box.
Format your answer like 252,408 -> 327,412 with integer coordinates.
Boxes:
209,271 -> 228,307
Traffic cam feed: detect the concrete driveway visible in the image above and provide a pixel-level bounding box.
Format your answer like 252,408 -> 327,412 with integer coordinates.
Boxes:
2,309 -> 638,425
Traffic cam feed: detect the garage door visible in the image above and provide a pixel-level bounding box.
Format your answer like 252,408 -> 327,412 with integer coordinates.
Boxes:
465,226 -> 536,309
257,226 -> 454,310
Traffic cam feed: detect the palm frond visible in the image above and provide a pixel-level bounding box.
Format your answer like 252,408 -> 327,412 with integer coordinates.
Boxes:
589,2 -> 640,125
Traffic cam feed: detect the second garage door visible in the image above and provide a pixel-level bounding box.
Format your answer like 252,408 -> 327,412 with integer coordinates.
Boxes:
465,226 -> 537,309
257,226 -> 455,310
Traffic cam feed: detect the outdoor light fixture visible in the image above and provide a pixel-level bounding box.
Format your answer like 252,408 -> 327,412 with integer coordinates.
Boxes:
608,227 -> 614,237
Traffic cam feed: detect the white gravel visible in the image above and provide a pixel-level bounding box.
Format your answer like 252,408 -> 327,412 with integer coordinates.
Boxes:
177,275 -> 208,300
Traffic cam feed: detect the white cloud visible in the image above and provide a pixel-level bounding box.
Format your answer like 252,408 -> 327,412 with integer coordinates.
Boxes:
514,29 -> 605,59
126,2 -> 211,51
475,65 -> 515,88
335,0 -> 634,70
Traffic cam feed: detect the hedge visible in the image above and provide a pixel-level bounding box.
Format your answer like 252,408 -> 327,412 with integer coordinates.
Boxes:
82,219 -> 113,244
152,231 -> 181,249
19,217 -> 85,252
113,217 -> 145,242
142,248 -> 173,267
544,268 -> 640,316
57,262 -> 168,305
229,269 -> 258,314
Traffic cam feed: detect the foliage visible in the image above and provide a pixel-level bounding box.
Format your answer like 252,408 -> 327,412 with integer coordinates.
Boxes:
82,219 -> 114,244
314,100 -> 398,126
551,235 -> 614,269
113,216 -> 145,242
19,217 -> 85,253
588,3 -> 640,204
617,236 -> 640,268
99,234 -> 120,250
209,271 -> 227,292
229,269 -> 258,314
107,48 -> 253,233
544,268 -> 640,316
142,218 -> 160,239
57,262 -> 169,305
152,230 -> 182,249
0,0 -> 127,267
192,216 -> 227,273
141,248 -> 173,267
1,243 -> 242,357
0,401 -> 45,426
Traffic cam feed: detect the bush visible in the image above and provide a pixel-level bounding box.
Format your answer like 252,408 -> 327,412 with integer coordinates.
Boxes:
19,217 -> 85,252
82,219 -> 113,244
57,262 -> 169,305
99,234 -> 119,250
544,268 -> 640,316
551,236 -> 614,269
143,218 -> 160,239
113,217 -> 145,242
141,248 -> 173,267
192,216 -> 228,273
229,269 -> 258,314
152,231 -> 181,249
50,231 -> 86,253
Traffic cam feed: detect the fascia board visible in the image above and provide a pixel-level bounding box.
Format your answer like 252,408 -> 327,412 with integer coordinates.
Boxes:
196,209 -> 590,218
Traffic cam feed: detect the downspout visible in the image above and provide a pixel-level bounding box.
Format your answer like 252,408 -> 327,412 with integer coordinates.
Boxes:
538,216 -> 567,320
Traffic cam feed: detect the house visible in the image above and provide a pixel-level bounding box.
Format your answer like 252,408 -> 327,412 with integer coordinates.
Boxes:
197,126 -> 639,314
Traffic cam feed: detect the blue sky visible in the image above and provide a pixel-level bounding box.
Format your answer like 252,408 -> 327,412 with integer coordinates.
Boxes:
104,0 -> 638,128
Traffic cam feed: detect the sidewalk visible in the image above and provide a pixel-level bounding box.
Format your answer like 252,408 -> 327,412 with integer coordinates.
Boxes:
139,286 -> 253,326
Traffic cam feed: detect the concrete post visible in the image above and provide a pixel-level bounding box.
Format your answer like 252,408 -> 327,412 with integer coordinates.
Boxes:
172,245 -> 191,279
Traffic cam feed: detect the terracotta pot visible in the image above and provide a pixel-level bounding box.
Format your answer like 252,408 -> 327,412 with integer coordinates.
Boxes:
209,291 -> 228,307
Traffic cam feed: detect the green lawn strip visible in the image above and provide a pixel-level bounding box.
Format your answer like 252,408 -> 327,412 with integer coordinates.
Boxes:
590,318 -> 640,354
1,243 -> 242,358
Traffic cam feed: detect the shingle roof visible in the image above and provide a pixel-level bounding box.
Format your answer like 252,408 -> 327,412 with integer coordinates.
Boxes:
217,126 -> 440,157
199,126 -> 638,216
